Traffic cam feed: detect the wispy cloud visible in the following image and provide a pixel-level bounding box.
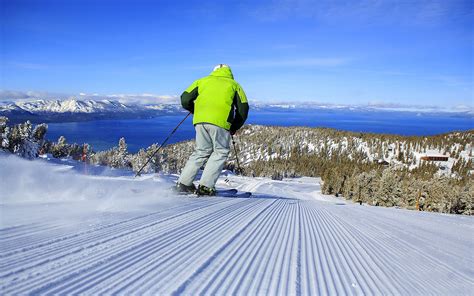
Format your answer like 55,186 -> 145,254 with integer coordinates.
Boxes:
430,75 -> 473,87
184,57 -> 350,71
0,90 -> 179,105
234,57 -> 350,68
0,90 -> 69,101
8,62 -> 50,70
247,0 -> 472,26
322,67 -> 473,89
93,93 -> 179,105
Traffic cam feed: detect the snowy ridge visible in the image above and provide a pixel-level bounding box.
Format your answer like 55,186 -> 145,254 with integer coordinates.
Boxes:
0,155 -> 473,295
17,99 -> 130,113
0,98 -> 181,114
0,99 -> 125,113
2,98 -> 473,116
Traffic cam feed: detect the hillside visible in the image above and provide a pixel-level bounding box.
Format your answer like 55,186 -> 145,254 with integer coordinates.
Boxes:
134,125 -> 473,214
86,125 -> 472,179
1,118 -> 472,214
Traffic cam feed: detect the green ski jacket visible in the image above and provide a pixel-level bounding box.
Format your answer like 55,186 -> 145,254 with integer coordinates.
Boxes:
181,66 -> 249,132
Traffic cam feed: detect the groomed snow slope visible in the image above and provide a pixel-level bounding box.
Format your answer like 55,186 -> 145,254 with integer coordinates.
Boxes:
0,155 -> 473,295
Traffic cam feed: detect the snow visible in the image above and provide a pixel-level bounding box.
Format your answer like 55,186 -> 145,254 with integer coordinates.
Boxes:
0,154 -> 473,295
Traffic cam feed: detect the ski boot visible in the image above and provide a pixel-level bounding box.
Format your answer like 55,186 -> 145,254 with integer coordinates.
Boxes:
175,182 -> 196,194
195,185 -> 216,196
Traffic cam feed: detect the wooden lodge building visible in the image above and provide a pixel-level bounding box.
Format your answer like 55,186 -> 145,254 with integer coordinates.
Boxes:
420,155 -> 449,162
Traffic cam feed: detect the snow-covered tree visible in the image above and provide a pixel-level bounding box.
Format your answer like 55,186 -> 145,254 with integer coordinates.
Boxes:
110,137 -> 130,168
457,183 -> 473,215
424,176 -> 450,212
130,148 -> 153,173
0,117 -> 9,149
90,137 -> 132,169
52,136 -> 69,158
375,169 -> 402,207
0,118 -> 48,158
33,123 -> 48,141
8,121 -> 42,159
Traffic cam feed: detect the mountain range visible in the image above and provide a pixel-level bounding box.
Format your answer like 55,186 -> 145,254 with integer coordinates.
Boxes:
0,99 -> 183,123
1,98 -> 472,124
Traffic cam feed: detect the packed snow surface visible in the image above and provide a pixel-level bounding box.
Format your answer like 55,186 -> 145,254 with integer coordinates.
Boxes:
0,154 -> 473,295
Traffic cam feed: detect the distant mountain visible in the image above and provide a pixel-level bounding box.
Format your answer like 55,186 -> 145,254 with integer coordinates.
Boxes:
251,101 -> 474,116
0,99 -> 183,123
1,98 -> 472,124
16,99 -> 136,113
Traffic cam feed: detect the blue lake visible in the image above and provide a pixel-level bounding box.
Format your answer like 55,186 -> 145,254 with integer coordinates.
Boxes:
46,109 -> 473,153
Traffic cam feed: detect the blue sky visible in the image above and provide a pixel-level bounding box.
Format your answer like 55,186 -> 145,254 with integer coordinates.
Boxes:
1,0 -> 473,107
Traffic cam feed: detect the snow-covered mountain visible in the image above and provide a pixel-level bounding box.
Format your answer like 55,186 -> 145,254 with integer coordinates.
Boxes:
251,101 -> 474,115
0,98 -> 181,114
15,99 -> 134,113
0,99 -> 182,123
3,98 -> 473,116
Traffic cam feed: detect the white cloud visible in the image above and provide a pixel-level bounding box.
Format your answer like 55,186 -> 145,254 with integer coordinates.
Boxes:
234,57 -> 350,68
0,90 -> 71,102
105,93 -> 179,105
247,0 -> 470,26
8,62 -> 49,70
187,57 -> 350,71
431,75 -> 473,88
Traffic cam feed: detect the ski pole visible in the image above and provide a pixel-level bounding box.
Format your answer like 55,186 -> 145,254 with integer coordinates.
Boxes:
135,112 -> 191,177
231,134 -> 243,175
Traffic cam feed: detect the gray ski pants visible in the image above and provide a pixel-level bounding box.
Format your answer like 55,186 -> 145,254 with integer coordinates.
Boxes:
178,123 -> 230,189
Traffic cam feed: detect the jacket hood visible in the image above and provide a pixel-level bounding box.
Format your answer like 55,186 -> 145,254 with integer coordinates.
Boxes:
210,66 -> 234,79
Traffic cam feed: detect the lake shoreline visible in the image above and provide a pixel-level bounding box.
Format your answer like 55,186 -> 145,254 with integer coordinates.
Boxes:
39,109 -> 473,153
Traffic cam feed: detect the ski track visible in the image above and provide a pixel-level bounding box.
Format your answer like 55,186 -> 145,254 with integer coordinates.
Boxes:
1,189 -> 473,295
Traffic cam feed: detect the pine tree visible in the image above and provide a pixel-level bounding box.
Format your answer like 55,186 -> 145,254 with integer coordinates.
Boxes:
109,137 -> 130,168
423,176 -> 450,212
458,183 -> 473,215
52,136 -> 69,158
7,121 -> 40,159
0,116 -> 9,149
376,169 -> 402,207
33,124 -> 48,141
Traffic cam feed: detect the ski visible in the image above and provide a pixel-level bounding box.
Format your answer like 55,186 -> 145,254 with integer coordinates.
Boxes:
173,187 -> 251,198
217,189 -> 238,194
217,191 -> 252,198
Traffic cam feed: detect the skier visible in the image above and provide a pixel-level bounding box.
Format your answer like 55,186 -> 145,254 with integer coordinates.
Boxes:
175,64 -> 249,196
